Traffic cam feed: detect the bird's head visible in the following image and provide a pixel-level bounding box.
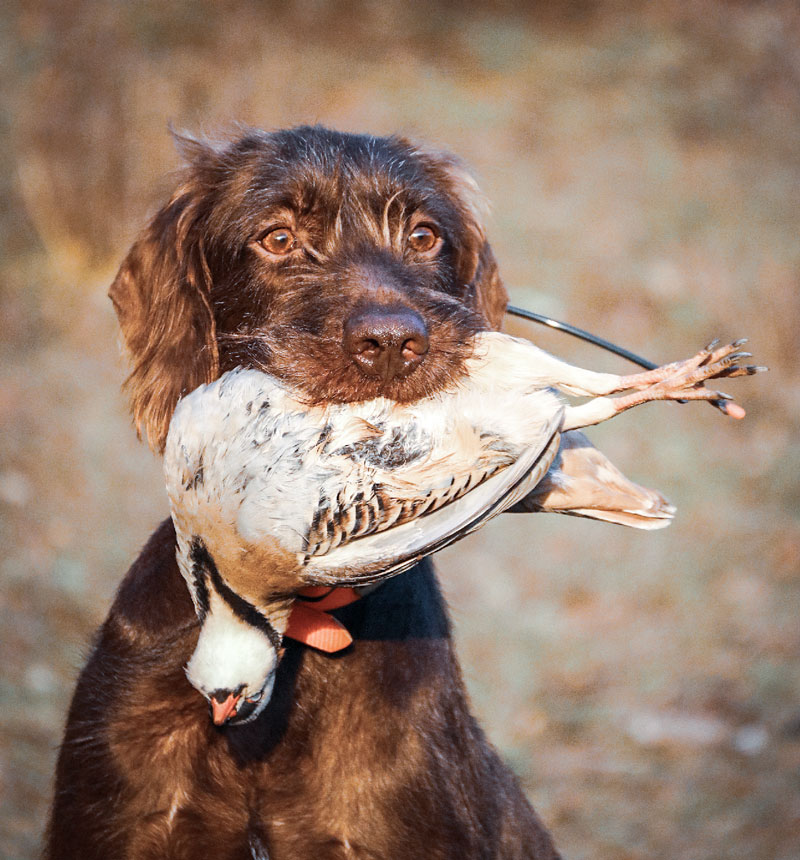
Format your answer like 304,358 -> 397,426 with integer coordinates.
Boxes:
185,587 -> 280,726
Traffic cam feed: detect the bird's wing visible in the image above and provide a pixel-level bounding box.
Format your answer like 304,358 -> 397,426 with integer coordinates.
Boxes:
509,430 -> 675,529
304,384 -> 566,558
303,447 -> 512,557
301,408 -> 564,586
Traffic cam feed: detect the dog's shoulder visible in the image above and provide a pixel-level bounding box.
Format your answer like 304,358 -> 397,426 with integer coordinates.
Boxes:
103,518 -> 197,650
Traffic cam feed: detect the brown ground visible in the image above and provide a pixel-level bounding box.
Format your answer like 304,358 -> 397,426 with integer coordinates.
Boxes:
1,2 -> 798,858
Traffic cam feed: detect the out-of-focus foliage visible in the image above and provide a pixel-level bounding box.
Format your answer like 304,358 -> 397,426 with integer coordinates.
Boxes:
1,2 -> 798,857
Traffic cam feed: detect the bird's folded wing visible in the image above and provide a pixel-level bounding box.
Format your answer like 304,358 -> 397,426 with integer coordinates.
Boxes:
302,409 -> 564,586
509,430 -> 675,530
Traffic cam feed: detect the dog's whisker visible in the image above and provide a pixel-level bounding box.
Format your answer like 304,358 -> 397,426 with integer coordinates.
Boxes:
381,190 -> 402,248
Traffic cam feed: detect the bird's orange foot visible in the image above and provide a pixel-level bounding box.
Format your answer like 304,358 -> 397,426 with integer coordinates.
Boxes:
612,339 -> 767,419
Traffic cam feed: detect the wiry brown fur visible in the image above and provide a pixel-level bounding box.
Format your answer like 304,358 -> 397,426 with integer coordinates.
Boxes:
47,126 -> 560,859
109,126 -> 506,452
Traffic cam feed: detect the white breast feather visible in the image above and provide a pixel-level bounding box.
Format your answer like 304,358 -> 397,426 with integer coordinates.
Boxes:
185,588 -> 278,697
165,332 -> 567,598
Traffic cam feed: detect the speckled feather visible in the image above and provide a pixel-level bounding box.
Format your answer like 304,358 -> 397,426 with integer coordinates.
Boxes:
163,327 -> 757,721
165,332 -> 567,603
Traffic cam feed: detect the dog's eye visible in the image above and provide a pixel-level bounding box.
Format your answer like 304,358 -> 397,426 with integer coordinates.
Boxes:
407,225 -> 439,254
260,227 -> 297,256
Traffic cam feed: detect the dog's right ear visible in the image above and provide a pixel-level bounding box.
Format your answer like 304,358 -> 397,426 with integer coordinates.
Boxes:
468,240 -> 508,332
411,145 -> 508,331
109,148 -> 220,453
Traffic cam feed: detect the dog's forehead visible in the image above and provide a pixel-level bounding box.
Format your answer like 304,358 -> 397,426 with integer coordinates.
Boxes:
243,128 -> 460,221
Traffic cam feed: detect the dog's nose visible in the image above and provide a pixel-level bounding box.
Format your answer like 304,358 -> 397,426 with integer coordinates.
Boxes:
343,306 -> 429,382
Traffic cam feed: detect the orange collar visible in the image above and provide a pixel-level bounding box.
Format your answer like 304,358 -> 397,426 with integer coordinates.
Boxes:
284,586 -> 363,653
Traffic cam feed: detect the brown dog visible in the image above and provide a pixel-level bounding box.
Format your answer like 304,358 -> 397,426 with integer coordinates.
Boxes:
45,126 -> 561,859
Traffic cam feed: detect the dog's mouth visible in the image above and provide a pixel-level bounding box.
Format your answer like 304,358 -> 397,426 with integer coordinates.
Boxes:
218,291 -> 486,405
272,337 -> 476,407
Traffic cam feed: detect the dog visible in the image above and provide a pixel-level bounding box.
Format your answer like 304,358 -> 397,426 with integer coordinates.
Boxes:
45,126 -> 562,859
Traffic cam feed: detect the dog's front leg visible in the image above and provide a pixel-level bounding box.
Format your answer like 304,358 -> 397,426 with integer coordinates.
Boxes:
45,521 -> 257,860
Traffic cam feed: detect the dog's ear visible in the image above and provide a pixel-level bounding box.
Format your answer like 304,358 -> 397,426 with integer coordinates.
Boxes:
414,148 -> 508,330
445,167 -> 508,331
468,239 -> 507,332
109,144 -> 220,453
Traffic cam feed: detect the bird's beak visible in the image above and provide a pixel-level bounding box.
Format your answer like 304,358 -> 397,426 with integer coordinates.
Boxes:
210,691 -> 241,725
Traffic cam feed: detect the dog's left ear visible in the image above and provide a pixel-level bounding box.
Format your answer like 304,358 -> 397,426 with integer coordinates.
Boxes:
467,239 -> 507,332
415,148 -> 508,330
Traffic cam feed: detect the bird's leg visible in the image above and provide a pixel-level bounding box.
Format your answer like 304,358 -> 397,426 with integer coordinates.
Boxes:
562,339 -> 766,431
517,345 -> 627,397
526,339 -> 755,398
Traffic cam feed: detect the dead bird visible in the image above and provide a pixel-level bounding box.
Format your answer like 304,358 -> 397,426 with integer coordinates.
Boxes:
164,329 -> 762,724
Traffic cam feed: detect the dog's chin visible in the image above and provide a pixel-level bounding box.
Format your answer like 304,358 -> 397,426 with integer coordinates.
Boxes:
217,312 -> 483,406
257,338 -> 478,407
285,361 -> 467,407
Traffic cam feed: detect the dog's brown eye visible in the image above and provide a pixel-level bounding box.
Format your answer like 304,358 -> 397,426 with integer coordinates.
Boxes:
407,225 -> 439,254
261,227 -> 297,256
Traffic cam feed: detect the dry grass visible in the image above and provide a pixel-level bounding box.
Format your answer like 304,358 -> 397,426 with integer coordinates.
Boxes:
1,2 -> 798,857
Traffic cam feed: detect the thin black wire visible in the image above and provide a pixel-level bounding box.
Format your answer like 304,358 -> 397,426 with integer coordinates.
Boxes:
506,305 -> 658,370
505,304 -> 728,414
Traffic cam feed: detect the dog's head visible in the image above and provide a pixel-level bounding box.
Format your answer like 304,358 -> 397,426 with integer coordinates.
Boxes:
110,126 -> 508,451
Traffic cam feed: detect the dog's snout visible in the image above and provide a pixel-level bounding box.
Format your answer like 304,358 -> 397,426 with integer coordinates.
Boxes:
343,306 -> 430,382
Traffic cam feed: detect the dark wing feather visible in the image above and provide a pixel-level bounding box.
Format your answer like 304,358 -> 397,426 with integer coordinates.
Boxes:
302,409 -> 564,586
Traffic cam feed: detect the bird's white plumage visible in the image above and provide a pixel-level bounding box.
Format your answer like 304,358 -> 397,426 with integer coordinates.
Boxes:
164,329 -> 692,721
185,588 -> 277,706
164,332 -> 572,721
165,332 -> 568,603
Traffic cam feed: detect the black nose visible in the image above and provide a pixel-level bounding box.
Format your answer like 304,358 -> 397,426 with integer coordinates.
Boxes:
343,306 -> 430,382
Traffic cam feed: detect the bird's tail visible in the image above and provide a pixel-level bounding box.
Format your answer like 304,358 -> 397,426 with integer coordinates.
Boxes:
511,430 -> 675,530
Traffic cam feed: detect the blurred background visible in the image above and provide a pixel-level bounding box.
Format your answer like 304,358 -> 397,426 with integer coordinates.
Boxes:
1,1 -> 798,857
